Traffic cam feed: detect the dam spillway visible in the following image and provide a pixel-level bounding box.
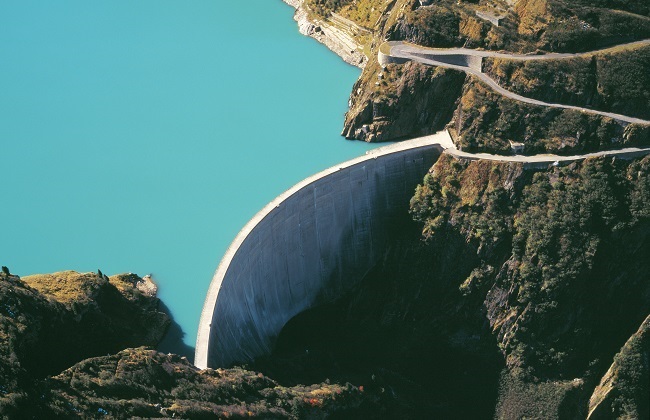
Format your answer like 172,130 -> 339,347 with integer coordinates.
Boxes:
195,135 -> 446,369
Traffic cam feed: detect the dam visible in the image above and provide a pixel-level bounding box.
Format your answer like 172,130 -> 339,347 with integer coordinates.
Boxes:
195,134 -> 446,369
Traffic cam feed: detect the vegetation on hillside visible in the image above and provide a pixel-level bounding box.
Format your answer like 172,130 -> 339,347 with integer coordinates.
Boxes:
587,316 -> 650,419
453,77 -> 649,154
305,0 -> 353,18
248,154 -> 650,418
39,348 -> 373,418
410,155 -> 650,382
388,0 -> 650,53
0,271 -> 169,415
484,45 -> 650,120
337,0 -> 386,29
0,271 -> 375,418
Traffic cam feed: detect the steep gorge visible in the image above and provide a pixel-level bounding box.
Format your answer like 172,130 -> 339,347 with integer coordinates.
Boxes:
251,154 -> 650,418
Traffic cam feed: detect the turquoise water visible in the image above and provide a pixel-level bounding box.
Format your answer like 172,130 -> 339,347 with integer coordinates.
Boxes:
0,1 -> 378,350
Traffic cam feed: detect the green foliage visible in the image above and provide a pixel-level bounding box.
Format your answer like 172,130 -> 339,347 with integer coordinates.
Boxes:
306,0 -> 353,17
454,77 -> 637,155
597,46 -> 650,119
537,3 -> 650,52
410,155 -> 650,380
484,46 -> 650,119
570,0 -> 649,17
401,6 -> 463,47
608,319 -> 650,419
495,371 -> 585,419
39,348 -> 372,418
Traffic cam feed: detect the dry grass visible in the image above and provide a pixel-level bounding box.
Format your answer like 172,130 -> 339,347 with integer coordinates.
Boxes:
22,271 -> 105,306
338,0 -> 386,29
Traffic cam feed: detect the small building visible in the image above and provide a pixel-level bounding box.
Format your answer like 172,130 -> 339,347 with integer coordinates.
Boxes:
509,141 -> 525,154
419,0 -> 433,6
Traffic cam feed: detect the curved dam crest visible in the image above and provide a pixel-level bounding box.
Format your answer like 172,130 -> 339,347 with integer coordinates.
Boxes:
195,133 -> 448,369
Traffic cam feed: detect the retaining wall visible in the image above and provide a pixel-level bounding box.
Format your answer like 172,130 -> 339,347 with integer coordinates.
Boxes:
195,139 -> 443,368
378,50 -> 410,66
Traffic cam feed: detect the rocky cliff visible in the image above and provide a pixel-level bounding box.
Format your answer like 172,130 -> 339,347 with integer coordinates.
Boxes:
0,270 -> 170,415
587,315 -> 650,420
289,0 -> 650,153
0,270 -> 374,418
342,60 -> 466,141
37,348 -> 373,418
249,154 -> 650,418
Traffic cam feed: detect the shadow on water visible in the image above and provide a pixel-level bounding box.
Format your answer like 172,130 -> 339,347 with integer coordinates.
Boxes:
156,301 -> 195,363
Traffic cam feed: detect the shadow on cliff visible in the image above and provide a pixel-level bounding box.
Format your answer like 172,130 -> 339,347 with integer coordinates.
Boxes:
251,216 -> 504,419
156,301 -> 195,363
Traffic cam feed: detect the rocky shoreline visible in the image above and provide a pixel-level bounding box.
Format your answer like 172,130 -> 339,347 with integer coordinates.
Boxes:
282,0 -> 367,68
0,269 -> 375,417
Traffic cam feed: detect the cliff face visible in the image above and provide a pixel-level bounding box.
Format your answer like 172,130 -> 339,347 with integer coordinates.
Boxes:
342,60 -> 466,142
587,315 -> 650,420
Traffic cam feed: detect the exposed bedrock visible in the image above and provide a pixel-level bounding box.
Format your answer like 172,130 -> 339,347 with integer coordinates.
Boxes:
196,140 -> 443,369
342,60 -> 466,142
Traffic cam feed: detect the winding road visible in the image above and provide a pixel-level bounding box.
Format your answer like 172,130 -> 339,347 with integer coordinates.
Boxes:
380,40 -> 650,125
197,23 -> 650,371
412,130 -> 650,166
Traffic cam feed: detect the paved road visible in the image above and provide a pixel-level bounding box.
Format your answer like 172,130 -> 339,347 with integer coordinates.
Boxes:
389,39 -> 650,61
408,131 -> 650,166
382,41 -> 650,125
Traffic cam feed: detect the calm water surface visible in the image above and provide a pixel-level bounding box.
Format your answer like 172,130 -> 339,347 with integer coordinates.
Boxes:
0,1 -> 379,350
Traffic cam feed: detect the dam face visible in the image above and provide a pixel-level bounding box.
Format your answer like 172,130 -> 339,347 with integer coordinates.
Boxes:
195,138 -> 443,369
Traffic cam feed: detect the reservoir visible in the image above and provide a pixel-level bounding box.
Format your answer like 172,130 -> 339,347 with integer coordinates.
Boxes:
0,0 -> 379,350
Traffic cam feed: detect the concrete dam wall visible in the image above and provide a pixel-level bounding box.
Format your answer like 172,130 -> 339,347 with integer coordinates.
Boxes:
195,136 -> 444,369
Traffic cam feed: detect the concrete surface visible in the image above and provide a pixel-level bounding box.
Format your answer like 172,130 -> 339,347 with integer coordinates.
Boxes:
196,125 -> 650,369
195,133 -> 447,369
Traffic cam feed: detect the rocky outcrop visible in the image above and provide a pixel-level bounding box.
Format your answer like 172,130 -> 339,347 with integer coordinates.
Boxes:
22,271 -> 170,353
587,315 -> 650,420
342,60 -> 466,141
282,0 -> 367,68
0,270 -> 169,415
0,270 -> 377,418
37,347 -> 374,418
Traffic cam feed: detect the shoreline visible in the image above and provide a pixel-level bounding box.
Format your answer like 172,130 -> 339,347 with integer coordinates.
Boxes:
282,0 -> 367,68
